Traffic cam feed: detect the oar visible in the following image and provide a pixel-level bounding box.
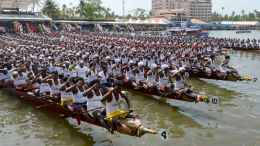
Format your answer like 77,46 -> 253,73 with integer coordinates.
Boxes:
104,103 -> 154,120
61,105 -> 106,119
35,102 -> 57,108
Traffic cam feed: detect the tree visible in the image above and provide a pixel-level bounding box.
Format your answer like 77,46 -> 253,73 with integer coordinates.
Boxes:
125,13 -> 132,19
221,6 -> 224,17
104,7 -> 111,19
146,10 -> 152,19
41,0 -> 60,18
76,0 -> 86,18
111,11 -> 115,18
241,9 -> 245,20
61,4 -> 67,18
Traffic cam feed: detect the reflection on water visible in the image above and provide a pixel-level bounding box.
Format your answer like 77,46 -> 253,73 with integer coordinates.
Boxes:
1,31 -> 260,145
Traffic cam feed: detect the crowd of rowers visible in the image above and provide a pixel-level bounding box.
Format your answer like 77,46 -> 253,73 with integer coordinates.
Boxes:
221,38 -> 260,48
0,32 -> 247,135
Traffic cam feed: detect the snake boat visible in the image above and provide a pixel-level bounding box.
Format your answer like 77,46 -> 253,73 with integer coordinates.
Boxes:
0,86 -> 158,137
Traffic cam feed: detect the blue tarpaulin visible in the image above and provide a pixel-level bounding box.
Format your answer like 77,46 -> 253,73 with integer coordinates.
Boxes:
165,23 -> 235,27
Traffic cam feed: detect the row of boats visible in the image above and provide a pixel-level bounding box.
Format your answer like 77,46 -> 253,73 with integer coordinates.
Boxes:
0,60 -> 255,137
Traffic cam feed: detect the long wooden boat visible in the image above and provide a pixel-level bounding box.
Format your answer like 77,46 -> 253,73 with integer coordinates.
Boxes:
121,80 -> 210,103
1,87 -> 158,137
224,46 -> 260,51
184,69 -> 239,81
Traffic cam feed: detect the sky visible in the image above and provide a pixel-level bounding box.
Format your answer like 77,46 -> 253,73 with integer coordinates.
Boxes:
50,0 -> 259,16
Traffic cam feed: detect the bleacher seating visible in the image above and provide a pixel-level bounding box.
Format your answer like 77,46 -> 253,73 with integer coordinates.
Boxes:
0,14 -> 52,21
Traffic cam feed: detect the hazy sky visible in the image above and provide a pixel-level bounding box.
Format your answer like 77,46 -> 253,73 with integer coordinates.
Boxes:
53,0 -> 259,16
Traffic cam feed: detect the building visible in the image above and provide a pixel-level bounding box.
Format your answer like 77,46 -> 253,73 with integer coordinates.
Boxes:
151,0 -> 212,22
154,9 -> 190,23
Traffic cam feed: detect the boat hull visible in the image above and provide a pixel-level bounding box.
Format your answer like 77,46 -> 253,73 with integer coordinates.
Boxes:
224,46 -> 260,51
185,70 -> 238,81
122,81 -> 198,102
1,88 -> 145,136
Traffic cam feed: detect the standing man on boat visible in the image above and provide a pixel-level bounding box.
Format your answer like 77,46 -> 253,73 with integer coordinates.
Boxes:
100,80 -> 141,137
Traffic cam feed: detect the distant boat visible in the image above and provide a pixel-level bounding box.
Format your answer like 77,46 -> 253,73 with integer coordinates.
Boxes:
166,23 -> 208,38
236,30 -> 251,34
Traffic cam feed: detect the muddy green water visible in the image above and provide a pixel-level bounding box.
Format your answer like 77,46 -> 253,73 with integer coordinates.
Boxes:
1,31 -> 260,146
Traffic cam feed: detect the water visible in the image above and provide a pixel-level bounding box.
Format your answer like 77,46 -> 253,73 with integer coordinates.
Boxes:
1,31 -> 260,146
208,30 -> 260,40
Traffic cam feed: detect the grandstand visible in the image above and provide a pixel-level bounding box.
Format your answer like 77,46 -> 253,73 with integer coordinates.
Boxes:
0,0 -> 52,32
0,0 -> 51,21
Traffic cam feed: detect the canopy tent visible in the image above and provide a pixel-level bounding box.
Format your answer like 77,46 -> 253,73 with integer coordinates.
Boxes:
151,20 -> 158,24
158,19 -> 167,24
128,18 -> 136,23
144,19 -> 150,23
0,0 -> 38,9
135,18 -> 144,24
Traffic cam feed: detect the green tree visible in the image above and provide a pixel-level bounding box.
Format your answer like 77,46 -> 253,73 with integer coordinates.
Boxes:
76,0 -> 86,18
241,9 -> 245,20
104,7 -> 111,19
111,11 -> 115,18
41,0 -> 60,18
221,6 -> 224,17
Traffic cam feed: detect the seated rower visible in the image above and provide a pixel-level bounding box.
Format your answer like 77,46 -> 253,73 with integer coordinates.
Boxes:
146,64 -> 160,93
97,66 -> 112,88
100,80 -> 141,137
31,68 -> 50,96
203,54 -> 222,78
157,64 -> 175,97
0,63 -> 14,85
122,60 -> 137,86
191,54 -> 204,74
65,78 -> 92,122
132,62 -> 147,89
76,61 -> 89,83
86,62 -> 98,85
41,71 -> 64,102
27,66 -> 41,94
13,65 -> 28,91
179,53 -> 191,69
172,67 -> 193,96
59,76 -> 75,114
111,59 -> 124,80
220,55 -> 243,81
82,79 -> 113,134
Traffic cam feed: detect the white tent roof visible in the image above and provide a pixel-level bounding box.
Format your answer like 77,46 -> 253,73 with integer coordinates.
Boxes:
151,20 -> 158,23
115,17 -> 121,22
135,18 -> 143,24
158,19 -> 166,24
128,18 -> 136,23
0,0 -> 37,9
144,19 -> 150,23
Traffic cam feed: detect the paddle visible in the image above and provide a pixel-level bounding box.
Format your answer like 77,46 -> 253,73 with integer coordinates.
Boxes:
35,102 -> 57,108
61,105 -> 106,119
104,103 -> 154,120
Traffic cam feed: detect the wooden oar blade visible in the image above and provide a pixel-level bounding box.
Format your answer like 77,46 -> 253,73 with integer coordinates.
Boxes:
62,114 -> 77,119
